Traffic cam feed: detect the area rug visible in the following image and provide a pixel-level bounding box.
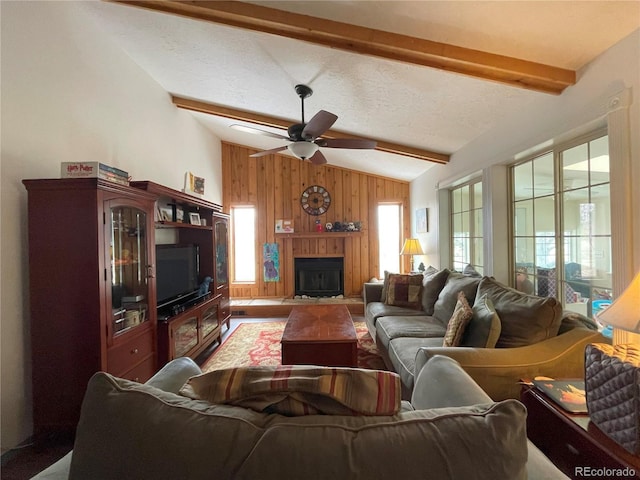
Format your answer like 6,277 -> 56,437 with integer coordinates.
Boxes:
201,321 -> 387,372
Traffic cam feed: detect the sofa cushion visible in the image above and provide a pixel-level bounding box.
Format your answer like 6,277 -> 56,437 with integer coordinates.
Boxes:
385,273 -> 423,309
463,264 -> 482,277
180,365 -> 401,416
557,310 -> 599,335
388,336 -> 445,390
433,273 -> 482,325
69,371 -> 528,480
366,302 -> 426,329
443,292 -> 473,347
461,294 -> 502,348
421,268 -> 450,315
376,316 -> 447,349
477,276 -> 563,348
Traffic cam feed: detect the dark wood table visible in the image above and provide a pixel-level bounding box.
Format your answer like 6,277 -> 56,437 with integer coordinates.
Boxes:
521,384 -> 640,479
281,304 -> 358,367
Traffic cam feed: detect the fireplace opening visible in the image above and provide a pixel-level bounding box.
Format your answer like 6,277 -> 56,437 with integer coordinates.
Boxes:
295,257 -> 344,297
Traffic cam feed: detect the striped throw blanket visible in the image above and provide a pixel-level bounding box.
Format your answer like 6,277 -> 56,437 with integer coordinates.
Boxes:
179,365 -> 401,416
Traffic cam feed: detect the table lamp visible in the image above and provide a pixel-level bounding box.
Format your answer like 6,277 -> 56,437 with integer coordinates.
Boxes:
400,238 -> 423,273
585,270 -> 640,454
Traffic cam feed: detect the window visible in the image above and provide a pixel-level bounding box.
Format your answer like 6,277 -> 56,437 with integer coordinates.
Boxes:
450,180 -> 483,274
230,206 -> 256,282
511,132 -> 612,316
378,203 -> 401,277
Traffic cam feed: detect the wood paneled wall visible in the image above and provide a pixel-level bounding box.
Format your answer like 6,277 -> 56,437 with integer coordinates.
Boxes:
221,142 -> 410,298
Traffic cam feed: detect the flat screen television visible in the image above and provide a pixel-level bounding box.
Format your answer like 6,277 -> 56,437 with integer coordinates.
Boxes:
155,244 -> 200,308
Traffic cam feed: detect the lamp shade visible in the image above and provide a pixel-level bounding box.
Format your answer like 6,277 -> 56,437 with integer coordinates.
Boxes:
597,271 -> 640,333
288,141 -> 319,160
400,238 -> 424,256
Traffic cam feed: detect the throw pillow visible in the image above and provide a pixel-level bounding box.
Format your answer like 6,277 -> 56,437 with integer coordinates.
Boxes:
180,365 -> 402,416
432,273 -> 482,326
461,294 -> 502,348
477,276 -> 563,348
380,270 -> 393,304
443,291 -> 473,347
463,264 -> 482,277
421,268 -> 450,315
424,265 -> 438,276
386,273 -> 424,309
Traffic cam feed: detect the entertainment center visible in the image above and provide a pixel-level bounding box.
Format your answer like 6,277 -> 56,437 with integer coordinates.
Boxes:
23,178 -> 229,441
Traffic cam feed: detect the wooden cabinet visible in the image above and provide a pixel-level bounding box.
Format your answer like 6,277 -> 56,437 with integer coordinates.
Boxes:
157,296 -> 221,363
130,181 -> 229,367
23,178 -> 158,440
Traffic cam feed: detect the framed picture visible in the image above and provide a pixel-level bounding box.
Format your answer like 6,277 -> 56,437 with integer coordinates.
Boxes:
159,207 -> 173,222
189,212 -> 201,225
416,208 -> 428,233
184,171 -> 205,195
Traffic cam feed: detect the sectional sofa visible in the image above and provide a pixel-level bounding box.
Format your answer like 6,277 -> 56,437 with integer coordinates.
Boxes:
32,356 -> 568,479
364,268 -> 607,399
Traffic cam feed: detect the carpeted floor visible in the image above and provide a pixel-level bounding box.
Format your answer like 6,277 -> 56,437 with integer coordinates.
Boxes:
201,321 -> 386,372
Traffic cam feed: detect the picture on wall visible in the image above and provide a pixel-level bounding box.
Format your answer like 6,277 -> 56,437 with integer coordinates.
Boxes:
263,243 -> 280,282
416,208 -> 428,233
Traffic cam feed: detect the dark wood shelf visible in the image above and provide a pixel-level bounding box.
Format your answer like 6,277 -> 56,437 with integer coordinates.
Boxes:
156,221 -> 213,230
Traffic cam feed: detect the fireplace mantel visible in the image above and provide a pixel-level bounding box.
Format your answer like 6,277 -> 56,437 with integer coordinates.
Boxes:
276,232 -> 364,239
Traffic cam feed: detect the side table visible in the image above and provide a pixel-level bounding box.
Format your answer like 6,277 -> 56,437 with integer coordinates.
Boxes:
521,384 -> 640,479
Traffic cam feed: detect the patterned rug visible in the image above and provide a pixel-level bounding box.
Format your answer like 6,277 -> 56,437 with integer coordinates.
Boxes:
201,321 -> 386,372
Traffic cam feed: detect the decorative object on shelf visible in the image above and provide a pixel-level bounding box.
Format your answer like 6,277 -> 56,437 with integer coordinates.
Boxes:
416,208 -> 428,233
325,222 -> 333,231
60,162 -> 129,186
184,171 -> 205,195
585,270 -> 640,454
315,219 -> 323,232
275,219 -> 294,233
400,238 -> 424,272
263,243 -> 280,282
300,185 -> 331,215
198,276 -> 213,296
189,212 -> 201,225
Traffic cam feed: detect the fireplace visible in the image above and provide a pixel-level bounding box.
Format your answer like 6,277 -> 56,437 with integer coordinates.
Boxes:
295,257 -> 344,297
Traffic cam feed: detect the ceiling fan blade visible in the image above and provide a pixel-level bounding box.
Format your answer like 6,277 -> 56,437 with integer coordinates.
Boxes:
317,138 -> 377,149
250,145 -> 288,157
309,150 -> 327,165
301,110 -> 338,140
230,124 -> 290,141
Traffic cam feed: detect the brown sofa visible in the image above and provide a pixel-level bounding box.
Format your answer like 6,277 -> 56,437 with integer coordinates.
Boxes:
364,269 -> 607,399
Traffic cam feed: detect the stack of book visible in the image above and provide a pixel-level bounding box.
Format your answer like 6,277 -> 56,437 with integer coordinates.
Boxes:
61,162 -> 129,186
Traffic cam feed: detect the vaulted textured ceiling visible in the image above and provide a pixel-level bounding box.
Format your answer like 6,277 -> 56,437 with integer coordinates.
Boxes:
82,1 -> 640,181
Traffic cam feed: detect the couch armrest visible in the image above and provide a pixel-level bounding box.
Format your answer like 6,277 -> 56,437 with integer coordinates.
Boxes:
363,282 -> 383,305
411,355 -> 493,410
146,357 -> 202,394
414,328 -> 608,401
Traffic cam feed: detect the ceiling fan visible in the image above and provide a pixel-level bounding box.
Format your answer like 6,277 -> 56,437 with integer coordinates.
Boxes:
230,84 -> 377,165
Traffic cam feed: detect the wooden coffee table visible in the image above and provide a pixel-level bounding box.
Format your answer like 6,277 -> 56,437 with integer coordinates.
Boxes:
281,304 -> 358,367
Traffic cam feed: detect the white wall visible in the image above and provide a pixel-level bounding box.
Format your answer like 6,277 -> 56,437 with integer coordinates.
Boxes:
411,29 -> 640,284
1,1 -> 223,449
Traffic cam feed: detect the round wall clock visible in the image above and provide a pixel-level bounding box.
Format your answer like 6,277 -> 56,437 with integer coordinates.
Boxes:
300,185 -> 331,216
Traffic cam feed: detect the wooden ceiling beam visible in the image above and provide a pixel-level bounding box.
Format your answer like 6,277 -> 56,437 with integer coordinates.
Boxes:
172,96 -> 449,164
111,0 -> 575,94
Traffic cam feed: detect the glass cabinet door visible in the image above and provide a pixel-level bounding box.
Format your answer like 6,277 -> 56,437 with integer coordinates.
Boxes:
110,205 -> 150,336
200,303 -> 219,340
214,217 -> 229,288
174,316 -> 199,357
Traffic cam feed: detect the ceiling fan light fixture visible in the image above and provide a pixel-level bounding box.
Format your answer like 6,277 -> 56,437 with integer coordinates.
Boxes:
288,141 -> 318,160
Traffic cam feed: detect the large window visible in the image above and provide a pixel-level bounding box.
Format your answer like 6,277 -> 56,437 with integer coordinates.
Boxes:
378,203 -> 401,277
230,206 -> 256,282
511,132 -> 612,317
450,180 -> 483,274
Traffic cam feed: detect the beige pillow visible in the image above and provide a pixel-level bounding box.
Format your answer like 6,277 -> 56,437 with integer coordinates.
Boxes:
443,291 -> 473,347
